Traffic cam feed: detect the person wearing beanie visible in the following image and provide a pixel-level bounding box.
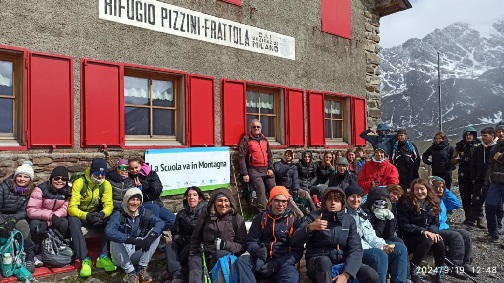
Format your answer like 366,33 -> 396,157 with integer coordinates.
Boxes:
27,166 -> 71,265
0,161 -> 37,272
344,182 -> 409,283
422,131 -> 455,189
161,187 -> 207,282
390,129 -> 420,190
188,188 -> 247,283
357,144 -> 399,195
291,186 -> 379,282
328,157 -> 358,190
359,123 -> 397,157
67,158 -> 115,277
106,187 -> 164,283
235,185 -> 303,282
360,186 -> 401,243
106,158 -> 137,211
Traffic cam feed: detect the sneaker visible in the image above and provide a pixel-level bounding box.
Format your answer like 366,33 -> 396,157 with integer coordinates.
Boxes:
79,258 -> 92,277
96,254 -> 117,271
476,234 -> 499,243
25,261 -> 35,273
138,266 -> 153,283
34,257 -> 44,267
123,272 -> 139,283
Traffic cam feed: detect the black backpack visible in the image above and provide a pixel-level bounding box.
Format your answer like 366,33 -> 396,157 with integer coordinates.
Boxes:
41,228 -> 73,267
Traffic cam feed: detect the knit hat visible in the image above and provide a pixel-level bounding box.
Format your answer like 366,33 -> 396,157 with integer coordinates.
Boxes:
90,158 -> 107,173
14,161 -> 34,180
122,187 -> 143,216
344,181 -> 364,198
495,121 -> 504,132
50,166 -> 69,180
336,157 -> 349,166
115,159 -> 128,168
374,143 -> 387,155
269,186 -> 290,203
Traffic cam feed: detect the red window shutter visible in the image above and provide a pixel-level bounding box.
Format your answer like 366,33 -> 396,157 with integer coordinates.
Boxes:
221,79 -> 246,146
286,88 -> 305,146
189,75 -> 215,146
308,91 -> 325,146
81,60 -> 123,147
321,0 -> 352,39
352,97 -> 367,146
220,0 -> 242,6
29,53 -> 73,147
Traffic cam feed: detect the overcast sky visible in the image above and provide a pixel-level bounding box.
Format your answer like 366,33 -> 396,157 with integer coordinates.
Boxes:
380,0 -> 504,48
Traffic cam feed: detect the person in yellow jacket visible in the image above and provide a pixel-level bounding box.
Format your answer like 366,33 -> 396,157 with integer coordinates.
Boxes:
68,158 -> 116,277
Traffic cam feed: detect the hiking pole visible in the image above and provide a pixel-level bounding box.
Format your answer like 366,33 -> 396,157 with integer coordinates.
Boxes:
230,158 -> 244,216
200,244 -> 212,283
444,258 -> 478,283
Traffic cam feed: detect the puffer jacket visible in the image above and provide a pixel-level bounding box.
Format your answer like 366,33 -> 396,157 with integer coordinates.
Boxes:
316,162 -> 335,185
273,159 -> 301,190
328,170 -> 357,189
247,208 -> 303,266
0,176 -> 30,222
357,158 -> 399,195
422,139 -> 454,175
68,168 -> 114,221
452,127 -> 480,178
439,189 -> 461,230
397,198 -> 440,237
297,151 -> 317,190
345,207 -> 387,250
106,170 -> 136,209
26,181 -> 70,226
361,187 -> 397,240
484,139 -> 504,185
291,189 -> 362,279
172,200 -> 207,246
134,163 -> 163,204
189,188 -> 247,257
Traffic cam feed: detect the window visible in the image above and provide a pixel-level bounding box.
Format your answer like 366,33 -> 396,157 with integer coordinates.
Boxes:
324,98 -> 344,141
124,69 -> 184,145
0,52 -> 23,146
246,86 -> 284,144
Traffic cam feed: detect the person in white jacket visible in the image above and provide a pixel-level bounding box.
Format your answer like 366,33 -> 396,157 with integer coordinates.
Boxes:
344,182 -> 409,283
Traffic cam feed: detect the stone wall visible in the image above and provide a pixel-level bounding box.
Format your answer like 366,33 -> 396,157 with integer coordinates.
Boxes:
364,6 -> 383,128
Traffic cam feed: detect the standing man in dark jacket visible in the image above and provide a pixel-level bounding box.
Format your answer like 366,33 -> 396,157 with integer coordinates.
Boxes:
390,129 -> 420,190
359,123 -> 397,157
465,127 -> 502,229
236,186 -> 303,282
422,132 -> 455,189
237,119 -> 275,210
291,187 -> 379,283
482,123 -> 504,242
452,126 -> 480,218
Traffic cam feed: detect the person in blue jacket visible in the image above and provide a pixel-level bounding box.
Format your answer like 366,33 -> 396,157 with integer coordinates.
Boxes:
105,187 -> 164,283
431,176 -> 477,280
359,123 -> 397,157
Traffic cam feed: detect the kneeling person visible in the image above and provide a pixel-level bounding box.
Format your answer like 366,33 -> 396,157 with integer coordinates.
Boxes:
106,187 -> 164,283
236,186 -> 303,282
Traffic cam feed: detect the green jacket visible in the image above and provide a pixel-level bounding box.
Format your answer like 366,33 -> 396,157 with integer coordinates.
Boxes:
68,168 -> 113,220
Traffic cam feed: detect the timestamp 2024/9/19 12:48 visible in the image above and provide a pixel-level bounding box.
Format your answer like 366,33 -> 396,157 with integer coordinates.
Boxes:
416,265 -> 497,274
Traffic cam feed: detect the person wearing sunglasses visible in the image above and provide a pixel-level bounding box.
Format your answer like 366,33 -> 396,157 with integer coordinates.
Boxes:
106,159 -> 137,211
68,158 -> 116,277
27,166 -> 71,265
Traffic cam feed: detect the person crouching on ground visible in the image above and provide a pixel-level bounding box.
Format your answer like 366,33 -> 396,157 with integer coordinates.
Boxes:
106,187 -> 164,283
188,188 -> 247,283
236,186 -> 303,283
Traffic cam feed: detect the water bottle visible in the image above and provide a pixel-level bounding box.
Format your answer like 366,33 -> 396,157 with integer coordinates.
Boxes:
2,253 -> 13,277
251,190 -> 257,206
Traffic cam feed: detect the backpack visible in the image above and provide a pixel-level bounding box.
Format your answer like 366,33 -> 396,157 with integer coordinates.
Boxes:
210,253 -> 238,283
70,172 -> 105,200
0,230 -> 32,281
293,195 -> 311,216
119,208 -> 153,237
41,228 -> 73,267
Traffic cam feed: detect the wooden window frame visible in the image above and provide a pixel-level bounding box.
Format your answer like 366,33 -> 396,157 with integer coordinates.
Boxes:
324,95 -> 350,145
246,84 -> 284,145
124,67 -> 185,146
0,51 -> 24,146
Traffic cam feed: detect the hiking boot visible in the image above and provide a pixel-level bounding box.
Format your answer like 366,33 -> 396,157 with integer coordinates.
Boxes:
79,258 -> 92,277
34,257 -> 44,267
138,266 -> 153,283
462,220 -> 475,231
123,272 -> 139,283
463,264 -> 478,277
449,267 -> 468,280
430,266 -> 446,283
25,261 -> 35,273
410,263 -> 428,283
96,254 -> 117,271
476,234 -> 499,243
476,217 -> 487,229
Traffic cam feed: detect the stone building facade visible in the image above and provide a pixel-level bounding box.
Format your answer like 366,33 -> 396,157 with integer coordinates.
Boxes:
0,0 -> 410,211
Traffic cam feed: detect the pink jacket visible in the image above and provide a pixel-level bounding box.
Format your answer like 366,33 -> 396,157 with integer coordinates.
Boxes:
27,185 -> 69,226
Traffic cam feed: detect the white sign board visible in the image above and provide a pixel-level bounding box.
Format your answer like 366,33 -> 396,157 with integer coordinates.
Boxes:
145,147 -> 230,195
99,0 -> 296,60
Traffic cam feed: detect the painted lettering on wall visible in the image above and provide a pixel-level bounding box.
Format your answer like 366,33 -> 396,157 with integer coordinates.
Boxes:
99,0 -> 295,60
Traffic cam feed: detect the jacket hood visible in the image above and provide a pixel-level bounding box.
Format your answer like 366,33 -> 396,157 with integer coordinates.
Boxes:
207,188 -> 236,214
299,150 -> 313,165
122,187 -> 143,217
364,187 -> 391,210
323,186 -> 346,202
462,126 -> 477,139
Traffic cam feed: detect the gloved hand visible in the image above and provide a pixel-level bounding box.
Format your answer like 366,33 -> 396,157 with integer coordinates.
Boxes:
51,214 -> 62,229
256,262 -> 275,278
142,231 -> 159,252
215,238 -> 227,251
125,237 -> 144,251
86,212 -> 105,226
255,244 -> 268,260
4,216 -> 16,231
172,234 -> 186,247
374,208 -> 395,220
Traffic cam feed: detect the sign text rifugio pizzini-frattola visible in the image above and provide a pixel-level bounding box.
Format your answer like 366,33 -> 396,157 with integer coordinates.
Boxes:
100,0 -> 294,58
